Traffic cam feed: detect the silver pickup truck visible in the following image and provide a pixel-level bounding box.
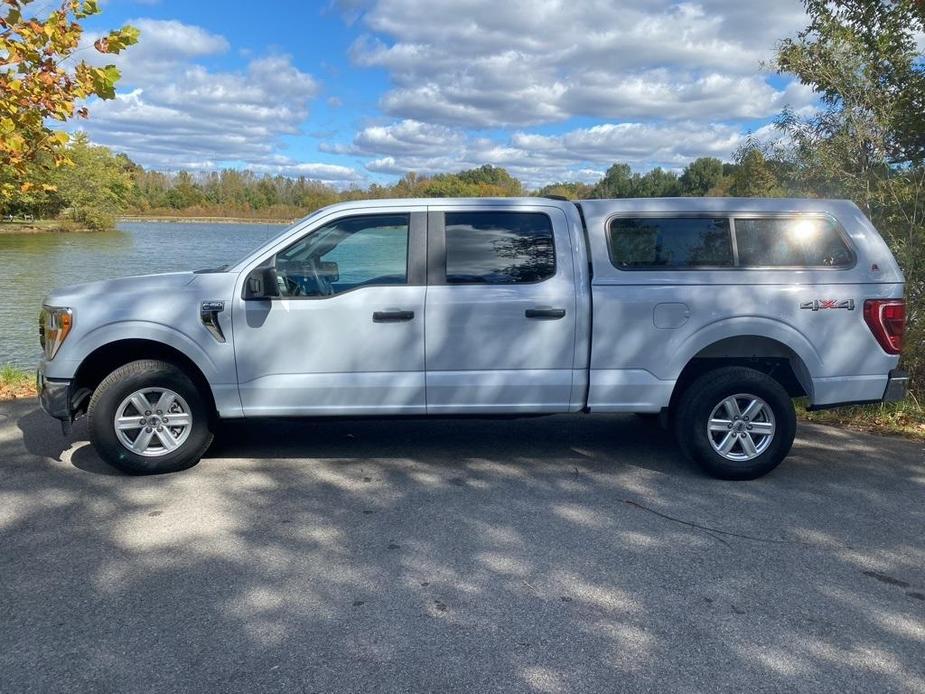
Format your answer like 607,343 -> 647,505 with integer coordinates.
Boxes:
36,197 -> 907,479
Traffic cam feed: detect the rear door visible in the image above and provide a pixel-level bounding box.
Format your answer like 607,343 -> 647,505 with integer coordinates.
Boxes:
424,205 -> 579,413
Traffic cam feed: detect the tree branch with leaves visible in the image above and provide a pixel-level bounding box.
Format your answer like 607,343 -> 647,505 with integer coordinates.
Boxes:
0,0 -> 138,200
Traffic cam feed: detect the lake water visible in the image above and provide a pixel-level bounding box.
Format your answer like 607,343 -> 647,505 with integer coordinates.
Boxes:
0,221 -> 285,369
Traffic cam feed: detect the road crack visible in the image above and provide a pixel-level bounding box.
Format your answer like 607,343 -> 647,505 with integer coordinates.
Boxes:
623,499 -> 811,547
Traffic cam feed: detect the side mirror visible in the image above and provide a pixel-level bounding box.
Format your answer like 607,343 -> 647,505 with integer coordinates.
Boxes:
244,265 -> 281,299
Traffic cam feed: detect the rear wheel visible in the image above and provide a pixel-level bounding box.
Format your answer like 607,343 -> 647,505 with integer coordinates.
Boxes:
88,359 -> 213,475
673,367 -> 796,480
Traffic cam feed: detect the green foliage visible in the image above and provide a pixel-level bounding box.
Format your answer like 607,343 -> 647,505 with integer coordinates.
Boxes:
591,163 -> 633,198
0,363 -> 29,383
396,165 -> 524,198
590,163 -> 681,198
534,182 -> 595,200
728,148 -> 785,197
678,157 -> 724,196
771,0 -> 925,395
0,362 -> 34,399
798,397 -> 925,440
31,132 -> 135,230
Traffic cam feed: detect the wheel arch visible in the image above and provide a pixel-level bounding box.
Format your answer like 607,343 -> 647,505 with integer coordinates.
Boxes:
72,339 -> 218,419
669,334 -> 814,411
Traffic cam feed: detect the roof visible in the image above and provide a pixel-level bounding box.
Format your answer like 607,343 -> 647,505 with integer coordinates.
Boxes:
311,196 -> 856,216
576,197 -> 857,215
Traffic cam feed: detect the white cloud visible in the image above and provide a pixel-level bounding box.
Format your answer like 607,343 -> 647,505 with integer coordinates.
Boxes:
85,18 -> 230,82
321,119 -> 464,157
76,19 -> 329,176
333,118 -> 765,188
347,0 -> 812,127
247,159 -> 366,184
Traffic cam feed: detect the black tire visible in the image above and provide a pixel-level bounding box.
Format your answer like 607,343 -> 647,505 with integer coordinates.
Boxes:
87,359 -> 213,475
673,366 -> 796,480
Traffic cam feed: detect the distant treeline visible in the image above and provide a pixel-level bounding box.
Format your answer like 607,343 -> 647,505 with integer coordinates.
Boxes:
124,153 -> 787,222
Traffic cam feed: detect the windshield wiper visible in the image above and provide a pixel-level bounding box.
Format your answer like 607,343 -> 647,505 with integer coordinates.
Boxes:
194,264 -> 229,274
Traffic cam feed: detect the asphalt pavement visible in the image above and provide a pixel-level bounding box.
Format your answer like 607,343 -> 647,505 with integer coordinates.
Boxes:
1,398 -> 923,693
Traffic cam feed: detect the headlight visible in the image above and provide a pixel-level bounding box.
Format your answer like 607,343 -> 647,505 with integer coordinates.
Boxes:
39,306 -> 74,360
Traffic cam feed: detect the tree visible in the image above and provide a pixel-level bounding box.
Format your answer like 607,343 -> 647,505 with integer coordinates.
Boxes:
454,164 -> 523,196
591,163 -> 634,198
773,0 -> 925,388
47,132 -> 134,229
165,171 -> 205,210
728,147 -> 784,197
777,0 -> 925,170
633,167 -> 681,197
679,158 -> 724,196
0,0 -> 138,201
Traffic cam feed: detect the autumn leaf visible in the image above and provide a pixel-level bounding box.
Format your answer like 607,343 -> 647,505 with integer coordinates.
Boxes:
0,0 -> 139,201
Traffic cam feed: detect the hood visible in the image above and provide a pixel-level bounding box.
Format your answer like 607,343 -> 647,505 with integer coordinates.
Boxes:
44,272 -> 198,307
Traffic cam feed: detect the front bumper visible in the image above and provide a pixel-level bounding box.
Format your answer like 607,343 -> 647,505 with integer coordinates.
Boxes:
882,368 -> 909,403
36,367 -> 73,421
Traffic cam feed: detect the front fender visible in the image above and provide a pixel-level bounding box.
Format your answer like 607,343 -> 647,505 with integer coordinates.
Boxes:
46,320 -> 221,382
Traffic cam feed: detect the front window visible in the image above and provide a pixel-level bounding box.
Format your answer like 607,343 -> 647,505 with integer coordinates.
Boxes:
273,214 -> 409,297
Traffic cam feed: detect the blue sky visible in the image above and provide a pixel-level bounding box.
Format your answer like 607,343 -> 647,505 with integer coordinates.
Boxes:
75,0 -> 815,188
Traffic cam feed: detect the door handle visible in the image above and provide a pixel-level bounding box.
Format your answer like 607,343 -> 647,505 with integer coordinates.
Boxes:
373,310 -> 415,322
525,307 -> 566,319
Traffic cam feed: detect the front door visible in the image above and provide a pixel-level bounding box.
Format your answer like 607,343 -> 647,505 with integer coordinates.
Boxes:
424,206 -> 579,413
233,210 -> 427,416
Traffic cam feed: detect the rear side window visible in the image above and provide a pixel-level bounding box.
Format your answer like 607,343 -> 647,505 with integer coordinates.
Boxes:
734,217 -> 853,267
609,217 -> 734,268
445,211 -> 555,284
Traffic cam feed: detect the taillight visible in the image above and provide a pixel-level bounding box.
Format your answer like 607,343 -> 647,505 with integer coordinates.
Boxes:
863,299 -> 905,355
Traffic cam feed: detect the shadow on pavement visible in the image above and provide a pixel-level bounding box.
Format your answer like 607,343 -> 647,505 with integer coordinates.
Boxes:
1,398 -> 923,692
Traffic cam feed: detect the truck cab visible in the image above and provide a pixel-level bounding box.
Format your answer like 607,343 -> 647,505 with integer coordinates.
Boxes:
37,197 -> 907,479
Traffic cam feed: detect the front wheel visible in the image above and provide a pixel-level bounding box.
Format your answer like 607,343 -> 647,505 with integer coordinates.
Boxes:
87,359 -> 213,475
673,367 -> 796,480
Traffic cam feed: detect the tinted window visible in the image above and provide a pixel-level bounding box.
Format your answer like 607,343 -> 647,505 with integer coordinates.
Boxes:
275,214 -> 408,297
609,217 -> 733,268
735,217 -> 853,267
445,212 -> 555,284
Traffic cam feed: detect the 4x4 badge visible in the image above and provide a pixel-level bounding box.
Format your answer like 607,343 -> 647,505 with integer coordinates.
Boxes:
800,299 -> 855,311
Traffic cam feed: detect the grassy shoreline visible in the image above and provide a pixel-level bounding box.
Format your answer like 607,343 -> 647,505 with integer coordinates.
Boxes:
0,365 -> 35,400
0,216 -> 294,234
2,363 -> 922,439
119,215 -> 293,224
0,219 -> 92,234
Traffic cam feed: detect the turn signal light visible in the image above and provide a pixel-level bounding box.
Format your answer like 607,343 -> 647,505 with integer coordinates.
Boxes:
39,306 -> 74,360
